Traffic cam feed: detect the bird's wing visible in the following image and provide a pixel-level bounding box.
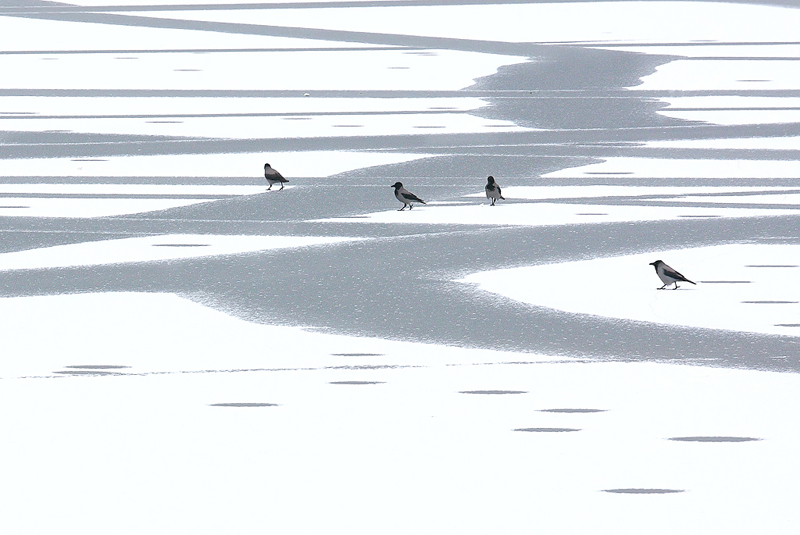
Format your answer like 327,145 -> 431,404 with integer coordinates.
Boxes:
663,266 -> 690,282
497,186 -> 503,198
401,191 -> 425,203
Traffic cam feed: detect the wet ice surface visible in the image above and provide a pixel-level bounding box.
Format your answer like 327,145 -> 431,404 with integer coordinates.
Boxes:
2,0 -> 800,533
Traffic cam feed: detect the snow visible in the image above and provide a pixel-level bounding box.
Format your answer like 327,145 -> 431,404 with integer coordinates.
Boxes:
634,60 -> 800,91
543,158 -> 800,179
3,0 -> 800,531
0,196 -> 221,218
0,49 -> 526,91
0,111 -> 526,140
0,96 -> 488,117
593,44 -> 800,58
0,184 -> 265,196
1,292 -> 799,533
132,2 -> 800,45
647,137 -> 800,150
459,244 -> 800,336
657,109 -> 800,126
0,152 -> 431,178
320,202 -> 795,227
464,186 -> 794,201
0,14 -> 369,52
664,194 -> 800,206
0,235 -> 358,271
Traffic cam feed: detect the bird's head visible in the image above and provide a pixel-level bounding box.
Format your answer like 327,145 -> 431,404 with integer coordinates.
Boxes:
391,182 -> 403,189
649,260 -> 663,267
264,163 -> 271,169
487,176 -> 495,184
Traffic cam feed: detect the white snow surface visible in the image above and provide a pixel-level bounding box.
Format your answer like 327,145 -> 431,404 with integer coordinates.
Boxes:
634,60 -> 800,91
0,151 -> 430,178
543,157 -> 800,179
321,201 -> 795,227
0,49 -> 525,91
464,185 -> 794,200
647,137 -> 800,150
133,2 -> 800,45
1,292 -> 799,534
594,44 -> 800,58
0,112 -> 525,140
0,14 -> 369,52
0,197 -> 222,218
0,234 -> 357,271
460,244 -> 800,337
3,0 -> 800,531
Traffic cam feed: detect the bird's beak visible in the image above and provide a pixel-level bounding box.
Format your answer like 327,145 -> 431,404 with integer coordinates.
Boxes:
648,262 -> 655,266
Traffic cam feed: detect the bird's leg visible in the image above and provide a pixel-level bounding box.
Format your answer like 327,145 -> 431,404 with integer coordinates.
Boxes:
279,183 -> 284,190
267,184 -> 272,190
398,205 -> 406,211
409,204 -> 413,210
658,283 -> 667,290
673,283 -> 679,290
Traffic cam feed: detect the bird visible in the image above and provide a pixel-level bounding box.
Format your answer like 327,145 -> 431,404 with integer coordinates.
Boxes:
392,182 -> 426,211
649,260 -> 696,290
264,163 -> 289,190
485,175 -> 505,206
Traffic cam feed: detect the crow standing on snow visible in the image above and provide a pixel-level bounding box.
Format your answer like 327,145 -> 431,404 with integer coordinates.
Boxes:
649,260 -> 696,290
392,182 -> 426,211
264,163 -> 289,190
485,175 -> 505,206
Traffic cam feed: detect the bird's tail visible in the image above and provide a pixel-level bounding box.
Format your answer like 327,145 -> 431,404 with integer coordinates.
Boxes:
687,279 -> 696,285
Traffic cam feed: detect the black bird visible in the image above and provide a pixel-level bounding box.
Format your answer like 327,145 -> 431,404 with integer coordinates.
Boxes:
649,260 -> 696,290
264,163 -> 289,190
392,182 -> 426,211
485,175 -> 505,206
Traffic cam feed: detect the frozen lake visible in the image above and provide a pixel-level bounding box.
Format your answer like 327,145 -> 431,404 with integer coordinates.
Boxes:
1,0 -> 800,533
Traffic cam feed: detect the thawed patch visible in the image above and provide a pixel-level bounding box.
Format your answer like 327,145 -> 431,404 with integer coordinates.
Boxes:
514,427 -> 581,433
603,488 -> 684,494
668,436 -> 761,442
209,403 -> 279,407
